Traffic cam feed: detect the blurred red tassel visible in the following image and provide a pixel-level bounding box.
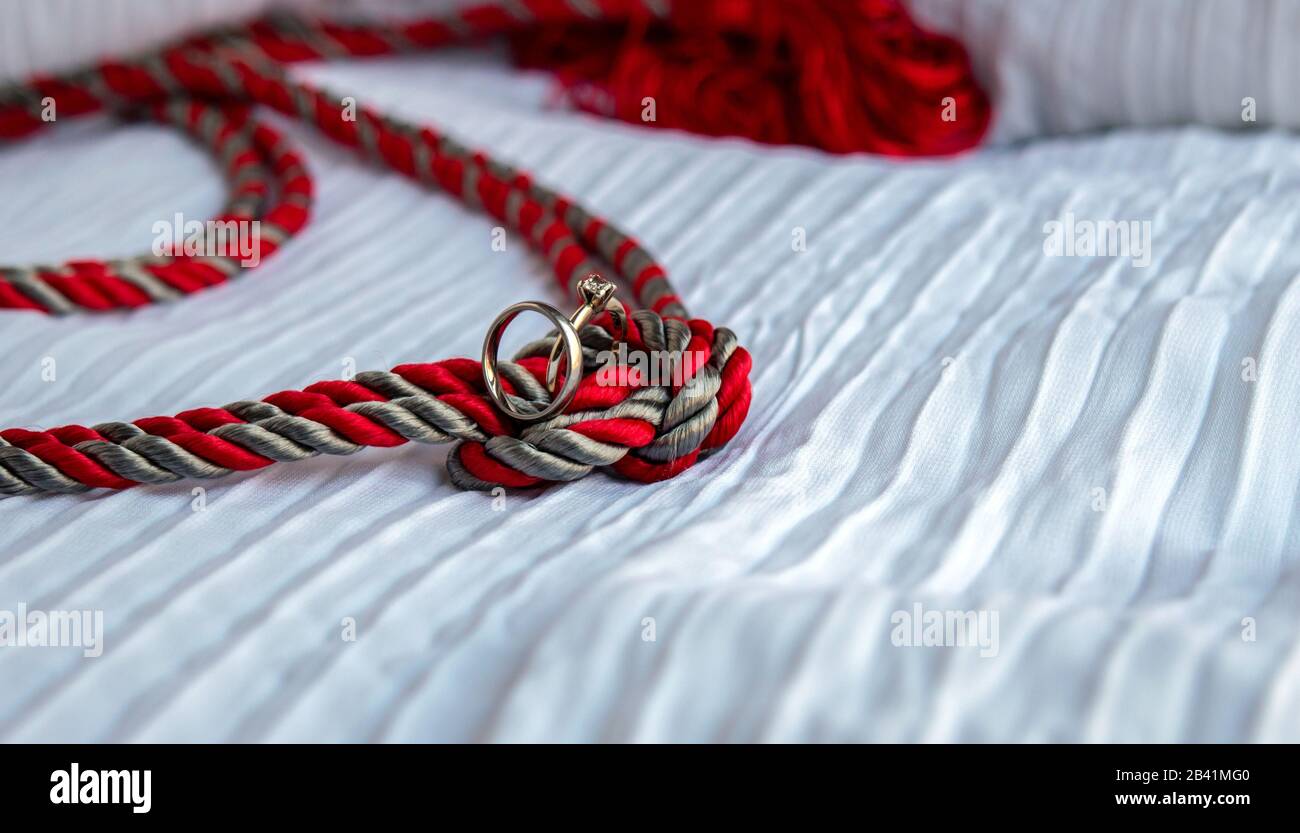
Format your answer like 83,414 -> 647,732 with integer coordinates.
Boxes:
510,0 -> 991,156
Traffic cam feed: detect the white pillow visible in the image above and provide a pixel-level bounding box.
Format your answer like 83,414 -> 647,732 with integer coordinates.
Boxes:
907,0 -> 1300,142
0,0 -> 303,82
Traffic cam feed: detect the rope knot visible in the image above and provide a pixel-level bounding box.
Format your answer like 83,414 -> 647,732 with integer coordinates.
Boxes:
447,309 -> 751,490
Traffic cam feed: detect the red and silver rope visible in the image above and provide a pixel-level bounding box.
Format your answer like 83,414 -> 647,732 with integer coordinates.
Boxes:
0,2 -> 752,497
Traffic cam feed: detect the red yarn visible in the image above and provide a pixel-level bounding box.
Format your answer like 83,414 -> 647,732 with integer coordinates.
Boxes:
511,0 -> 990,156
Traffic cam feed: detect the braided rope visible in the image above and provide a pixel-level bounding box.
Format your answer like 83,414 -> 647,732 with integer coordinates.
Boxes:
0,1 -> 752,496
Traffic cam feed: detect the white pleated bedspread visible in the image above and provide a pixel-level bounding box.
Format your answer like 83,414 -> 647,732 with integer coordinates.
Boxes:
3,45 -> 1300,741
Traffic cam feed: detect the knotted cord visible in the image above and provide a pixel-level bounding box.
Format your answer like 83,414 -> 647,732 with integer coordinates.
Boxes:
0,3 -> 763,496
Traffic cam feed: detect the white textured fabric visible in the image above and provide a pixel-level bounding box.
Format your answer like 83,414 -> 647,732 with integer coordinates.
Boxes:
4,10 -> 1300,743
907,0 -> 1300,142
0,0 -> 286,82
